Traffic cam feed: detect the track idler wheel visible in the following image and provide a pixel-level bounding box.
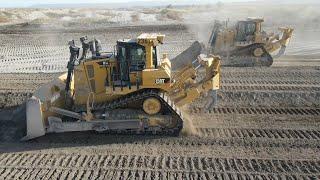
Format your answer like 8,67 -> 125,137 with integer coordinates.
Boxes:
143,97 -> 162,115
253,48 -> 264,57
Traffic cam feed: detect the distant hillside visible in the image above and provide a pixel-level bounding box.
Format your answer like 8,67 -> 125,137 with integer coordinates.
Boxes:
259,0 -> 320,4
2,0 -> 319,8
29,0 -> 220,8
30,2 -> 163,8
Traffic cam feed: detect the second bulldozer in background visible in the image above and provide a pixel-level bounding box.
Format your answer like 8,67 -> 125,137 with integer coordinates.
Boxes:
208,17 -> 294,67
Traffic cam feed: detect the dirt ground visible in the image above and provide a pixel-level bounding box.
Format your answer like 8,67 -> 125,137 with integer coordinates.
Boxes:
0,22 -> 320,179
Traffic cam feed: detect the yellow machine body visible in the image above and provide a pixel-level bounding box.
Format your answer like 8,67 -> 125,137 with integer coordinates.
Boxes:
22,33 -> 221,140
71,34 -> 172,107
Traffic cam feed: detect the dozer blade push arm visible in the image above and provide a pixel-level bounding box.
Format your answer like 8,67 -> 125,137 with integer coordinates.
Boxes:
168,55 -> 221,107
267,27 -> 294,57
278,27 -> 294,47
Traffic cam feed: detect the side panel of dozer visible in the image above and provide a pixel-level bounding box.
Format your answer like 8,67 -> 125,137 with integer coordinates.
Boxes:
21,97 -> 45,141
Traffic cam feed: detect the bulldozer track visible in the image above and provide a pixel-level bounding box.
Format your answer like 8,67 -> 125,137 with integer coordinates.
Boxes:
0,153 -> 319,179
222,69 -> 320,79
0,88 -> 34,93
0,46 -> 68,57
215,90 -> 320,108
220,43 -> 273,67
222,85 -> 320,91
0,92 -> 31,109
192,107 -> 320,116
127,136 -> 320,149
2,126 -> 319,148
197,127 -> 320,140
1,167 -> 319,180
91,89 -> 184,134
222,79 -> 320,86
108,127 -> 320,148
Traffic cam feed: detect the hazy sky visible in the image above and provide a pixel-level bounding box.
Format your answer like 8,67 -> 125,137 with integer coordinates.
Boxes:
0,0 -> 254,7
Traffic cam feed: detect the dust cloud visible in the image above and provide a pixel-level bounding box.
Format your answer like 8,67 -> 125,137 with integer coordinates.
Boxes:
181,2 -> 320,43
180,106 -> 199,136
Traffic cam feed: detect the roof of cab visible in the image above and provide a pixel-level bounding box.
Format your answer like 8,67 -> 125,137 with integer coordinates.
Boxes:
246,17 -> 264,23
117,38 -> 137,43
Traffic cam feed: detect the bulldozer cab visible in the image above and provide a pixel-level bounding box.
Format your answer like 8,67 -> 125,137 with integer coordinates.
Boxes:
236,18 -> 263,42
114,39 -> 159,83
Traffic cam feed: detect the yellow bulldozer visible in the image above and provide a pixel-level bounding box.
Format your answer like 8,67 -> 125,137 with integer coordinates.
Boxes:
208,17 -> 293,66
22,33 -> 221,140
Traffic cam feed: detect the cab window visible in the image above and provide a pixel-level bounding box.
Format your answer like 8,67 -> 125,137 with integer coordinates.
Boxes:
119,47 -> 126,60
153,46 -> 158,68
236,22 -> 256,41
246,22 -> 256,36
236,22 -> 247,41
129,45 -> 146,71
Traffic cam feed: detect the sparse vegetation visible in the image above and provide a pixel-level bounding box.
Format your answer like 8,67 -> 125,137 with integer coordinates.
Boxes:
157,8 -> 183,21
45,12 -> 66,18
131,13 -> 140,22
0,16 -> 9,23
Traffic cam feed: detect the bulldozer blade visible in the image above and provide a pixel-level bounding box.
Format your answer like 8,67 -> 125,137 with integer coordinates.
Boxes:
273,45 -> 286,58
171,41 -> 203,70
21,97 -> 45,141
